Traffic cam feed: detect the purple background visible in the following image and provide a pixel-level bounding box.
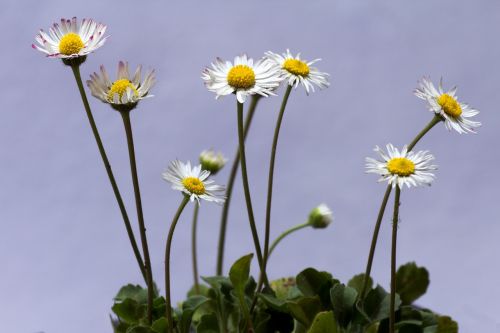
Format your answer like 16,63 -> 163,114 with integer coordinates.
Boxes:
1,0 -> 499,332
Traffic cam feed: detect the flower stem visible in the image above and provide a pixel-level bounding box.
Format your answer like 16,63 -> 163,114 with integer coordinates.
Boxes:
359,114 -> 442,300
269,222 -> 309,258
216,95 -> 260,276
263,85 -> 293,279
69,65 -> 147,282
389,186 -> 401,333
191,202 -> 200,294
120,110 -> 154,324
236,100 -> 269,287
165,195 -> 190,333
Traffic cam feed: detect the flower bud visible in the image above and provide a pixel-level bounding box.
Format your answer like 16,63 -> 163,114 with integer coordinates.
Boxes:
199,150 -> 227,174
307,204 -> 333,229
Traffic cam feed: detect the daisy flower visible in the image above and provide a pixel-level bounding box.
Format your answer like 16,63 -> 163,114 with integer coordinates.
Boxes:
265,49 -> 329,94
32,17 -> 107,59
86,61 -> 155,111
365,144 -> 437,189
162,160 -> 226,204
414,77 -> 480,134
202,54 -> 282,103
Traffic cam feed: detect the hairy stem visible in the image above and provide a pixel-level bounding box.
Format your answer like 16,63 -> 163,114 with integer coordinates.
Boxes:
216,95 -> 260,275
69,65 -> 146,281
389,186 -> 401,333
191,202 -> 200,294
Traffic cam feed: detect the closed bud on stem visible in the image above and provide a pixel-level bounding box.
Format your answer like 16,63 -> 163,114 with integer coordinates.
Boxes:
199,149 -> 227,175
307,204 -> 333,229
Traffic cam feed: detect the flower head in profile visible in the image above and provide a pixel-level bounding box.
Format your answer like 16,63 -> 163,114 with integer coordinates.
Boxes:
32,17 -> 107,60
162,160 -> 225,204
414,77 -> 480,134
366,144 -> 437,189
265,49 -> 329,94
307,204 -> 333,229
86,61 -> 155,112
199,150 -> 227,175
202,54 -> 282,103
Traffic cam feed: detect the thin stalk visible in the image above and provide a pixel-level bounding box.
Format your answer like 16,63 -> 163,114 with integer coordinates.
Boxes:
216,95 -> 260,275
120,111 -> 154,324
69,65 -> 147,282
191,202 -> 200,294
359,114 -> 443,300
165,195 -> 190,333
263,85 -> 293,278
236,100 -> 269,287
389,186 -> 401,333
268,222 -> 309,258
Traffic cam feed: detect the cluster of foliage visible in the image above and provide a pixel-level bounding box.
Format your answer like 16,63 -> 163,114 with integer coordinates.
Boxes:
111,259 -> 457,333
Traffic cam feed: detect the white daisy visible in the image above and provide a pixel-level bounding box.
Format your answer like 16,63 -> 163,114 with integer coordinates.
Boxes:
32,17 -> 107,59
265,49 -> 329,94
365,144 -> 437,189
414,77 -> 480,134
202,54 -> 282,103
162,160 -> 226,204
86,61 -> 155,111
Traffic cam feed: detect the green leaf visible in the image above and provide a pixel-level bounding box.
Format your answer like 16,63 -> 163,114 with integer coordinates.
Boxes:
348,274 -> 373,295
363,285 -> 401,322
196,313 -> 220,333
125,325 -> 153,333
329,283 -> 357,327
229,253 -> 253,295
150,318 -> 167,333
286,296 -> 323,328
115,284 -> 149,304
307,311 -> 338,333
179,295 -> 209,333
436,316 -> 458,333
396,262 -> 430,305
296,268 -> 337,307
112,298 -> 145,324
259,293 -> 288,312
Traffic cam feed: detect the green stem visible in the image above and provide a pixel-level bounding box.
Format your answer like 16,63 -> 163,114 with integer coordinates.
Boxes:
191,202 -> 200,294
389,186 -> 401,333
263,85 -> 293,279
69,65 -> 147,282
236,100 -> 269,287
359,115 -> 442,300
269,222 -> 309,258
165,195 -> 190,333
216,95 -> 260,276
120,111 -> 154,324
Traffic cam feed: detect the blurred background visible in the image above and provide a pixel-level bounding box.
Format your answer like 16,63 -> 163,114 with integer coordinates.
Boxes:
1,0 -> 499,331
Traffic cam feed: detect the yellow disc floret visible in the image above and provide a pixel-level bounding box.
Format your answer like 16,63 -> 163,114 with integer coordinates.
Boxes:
387,157 -> 415,177
227,65 -> 256,89
283,59 -> 310,77
437,94 -> 462,118
182,177 -> 206,195
58,33 -> 85,56
107,79 -> 139,102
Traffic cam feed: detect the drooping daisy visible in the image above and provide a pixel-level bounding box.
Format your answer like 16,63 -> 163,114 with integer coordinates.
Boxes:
265,49 -> 329,94
202,54 -> 282,103
162,160 -> 226,204
86,61 -> 155,112
414,77 -> 480,134
32,17 -> 107,59
365,144 -> 437,189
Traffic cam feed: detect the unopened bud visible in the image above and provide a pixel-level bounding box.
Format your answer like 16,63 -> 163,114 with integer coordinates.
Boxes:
199,149 -> 227,174
308,204 -> 333,229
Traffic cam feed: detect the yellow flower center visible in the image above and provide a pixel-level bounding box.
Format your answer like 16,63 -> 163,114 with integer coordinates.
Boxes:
107,79 -> 139,102
227,65 -> 256,89
182,177 -> 206,195
58,33 -> 85,56
437,94 -> 462,118
387,157 -> 415,177
283,59 -> 310,77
